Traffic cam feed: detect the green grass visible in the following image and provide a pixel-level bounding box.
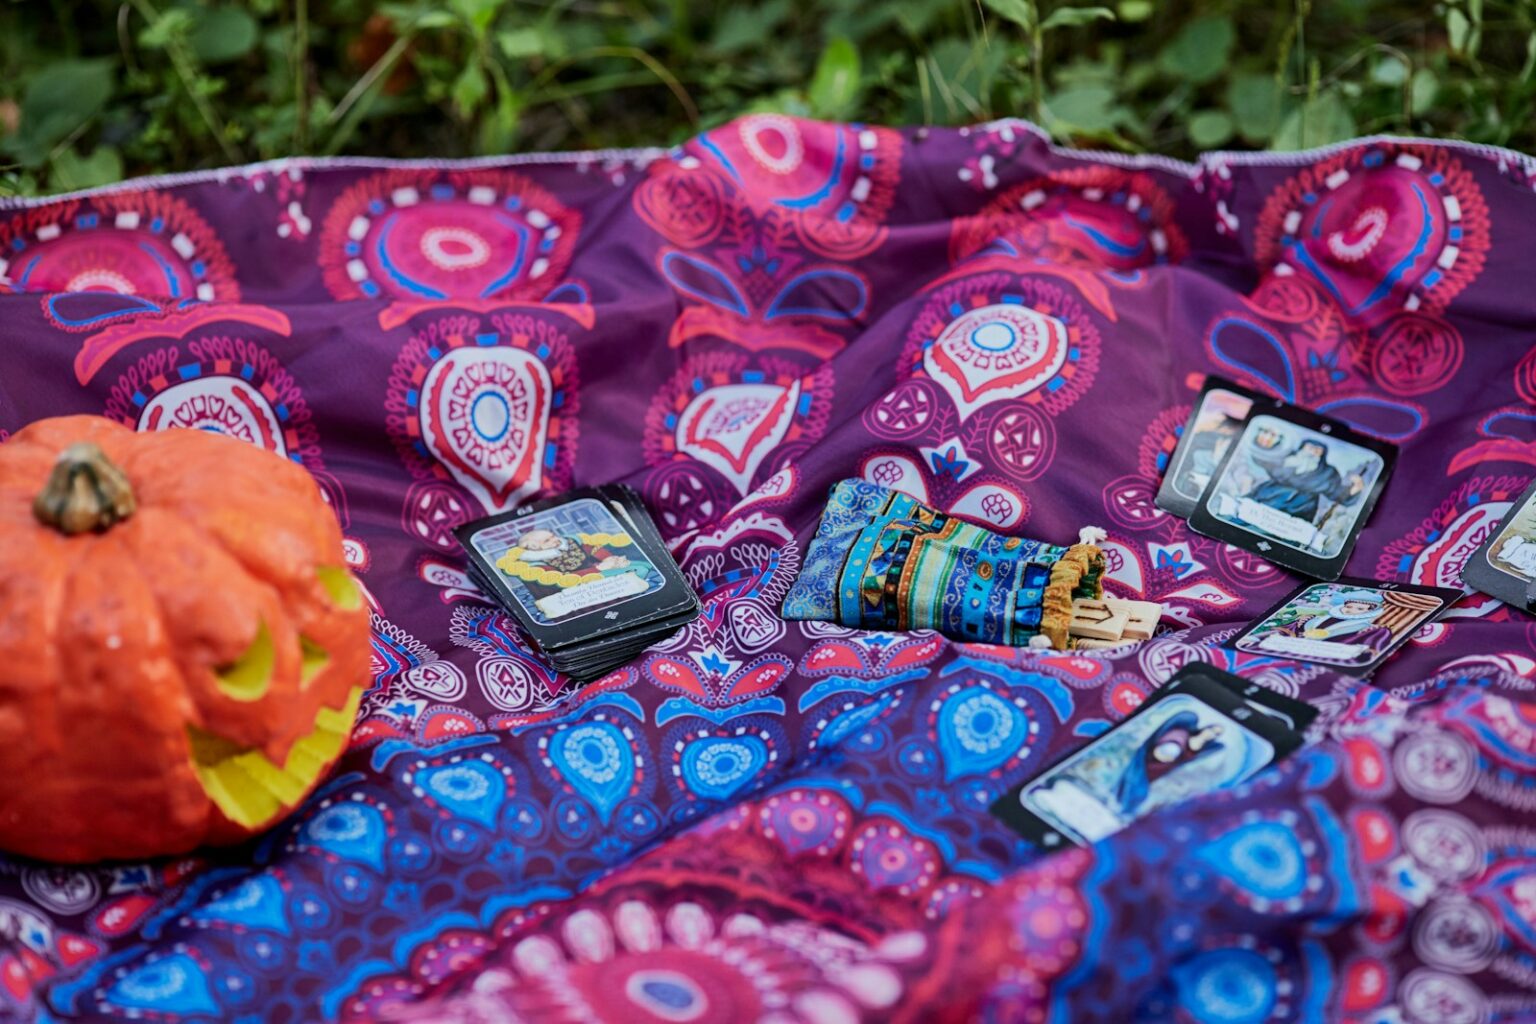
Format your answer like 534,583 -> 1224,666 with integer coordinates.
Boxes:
2,1 -> 1533,196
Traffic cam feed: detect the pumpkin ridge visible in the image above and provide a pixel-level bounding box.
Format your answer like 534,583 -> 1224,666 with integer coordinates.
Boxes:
162,485 -> 338,626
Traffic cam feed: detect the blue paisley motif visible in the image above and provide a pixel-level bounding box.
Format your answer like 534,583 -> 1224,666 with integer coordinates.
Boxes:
104,954 -> 220,1017
1170,948 -> 1277,1024
549,722 -> 635,824
416,760 -> 506,828
680,735 -> 770,801
300,802 -> 387,871
1196,821 -> 1308,904
936,685 -> 1033,781
188,876 -> 291,934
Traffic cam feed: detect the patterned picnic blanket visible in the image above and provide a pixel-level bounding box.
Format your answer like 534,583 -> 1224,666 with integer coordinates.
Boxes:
1,117 -> 1534,1023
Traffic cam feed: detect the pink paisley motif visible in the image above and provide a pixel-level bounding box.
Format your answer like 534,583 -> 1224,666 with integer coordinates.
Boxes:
1254,144 -> 1490,323
103,335 -> 322,473
948,166 -> 1188,320
901,272 -> 1100,424
797,632 -> 946,679
642,652 -> 794,709
317,168 -> 580,307
672,115 -> 903,259
384,311 -> 579,515
643,351 -> 833,497
1517,346 -> 1536,408
1,192 -> 238,304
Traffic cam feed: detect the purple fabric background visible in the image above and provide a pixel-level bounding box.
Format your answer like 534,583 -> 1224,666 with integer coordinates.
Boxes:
0,118 -> 1533,1022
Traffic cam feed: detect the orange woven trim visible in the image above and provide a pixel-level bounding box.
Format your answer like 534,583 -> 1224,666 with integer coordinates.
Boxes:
1039,543 -> 1105,650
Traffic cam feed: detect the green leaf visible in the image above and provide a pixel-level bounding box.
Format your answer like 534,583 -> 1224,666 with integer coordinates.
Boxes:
50,145 -> 124,191
808,36 -> 861,119
1226,72 -> 1280,144
4,59 -> 114,168
1116,0 -> 1152,21
712,0 -> 790,54
1446,7 -> 1473,57
449,0 -> 506,36
926,36 -> 1009,117
1156,14 -> 1234,85
1410,67 -> 1439,116
138,8 -> 194,50
1041,6 -> 1114,31
1272,90 -> 1357,150
1044,83 -> 1121,131
498,26 -> 563,60
980,0 -> 1035,31
189,7 -> 259,64
1371,56 -> 1409,86
411,11 -> 460,29
1188,109 -> 1234,148
889,0 -> 952,36
451,63 -> 488,119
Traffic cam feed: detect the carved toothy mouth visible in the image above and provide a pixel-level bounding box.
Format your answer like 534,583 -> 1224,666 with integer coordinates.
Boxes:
187,687 -> 362,828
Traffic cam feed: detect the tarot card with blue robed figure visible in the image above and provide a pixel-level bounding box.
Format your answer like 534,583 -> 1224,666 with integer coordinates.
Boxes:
1188,398 -> 1396,581
456,486 -> 699,680
1156,375 -> 1267,519
992,665 -> 1313,849
1226,577 -> 1461,676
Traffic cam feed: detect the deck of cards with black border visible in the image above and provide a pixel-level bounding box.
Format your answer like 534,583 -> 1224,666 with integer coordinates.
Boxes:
991,664 -> 1315,849
456,485 -> 700,681
1461,478 -> 1536,614
1160,375 -> 1397,581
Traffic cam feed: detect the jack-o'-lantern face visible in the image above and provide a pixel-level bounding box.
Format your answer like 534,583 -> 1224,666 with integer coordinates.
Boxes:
0,415 -> 370,863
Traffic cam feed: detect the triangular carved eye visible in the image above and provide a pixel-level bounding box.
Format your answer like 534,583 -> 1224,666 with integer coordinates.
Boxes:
765,268 -> 868,322
660,251 -> 750,316
317,566 -> 362,610
215,621 -> 274,701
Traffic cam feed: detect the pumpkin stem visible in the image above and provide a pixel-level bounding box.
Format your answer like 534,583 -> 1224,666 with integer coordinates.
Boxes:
33,442 -> 137,535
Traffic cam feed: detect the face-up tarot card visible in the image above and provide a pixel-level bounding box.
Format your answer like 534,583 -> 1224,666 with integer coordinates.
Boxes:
1157,376 -> 1266,519
457,486 -> 699,681
1226,577 -> 1461,675
1461,478 -> 1536,613
992,665 -> 1312,849
1188,400 -> 1395,580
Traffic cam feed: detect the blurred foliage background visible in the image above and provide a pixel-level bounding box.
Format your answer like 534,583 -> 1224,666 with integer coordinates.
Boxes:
2,0 -> 1534,196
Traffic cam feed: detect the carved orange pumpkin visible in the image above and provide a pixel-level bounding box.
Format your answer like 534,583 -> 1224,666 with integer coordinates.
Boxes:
0,415 -> 369,863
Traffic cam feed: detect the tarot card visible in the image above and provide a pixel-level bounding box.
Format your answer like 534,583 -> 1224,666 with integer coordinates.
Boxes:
1227,577 -> 1461,676
1461,478 -> 1536,613
1156,376 -> 1266,518
992,665 -> 1306,849
1232,675 -> 1319,735
1188,401 -> 1395,580
457,488 -> 698,653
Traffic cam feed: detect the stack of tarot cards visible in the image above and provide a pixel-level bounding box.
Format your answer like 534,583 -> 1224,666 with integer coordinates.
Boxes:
456,485 -> 700,681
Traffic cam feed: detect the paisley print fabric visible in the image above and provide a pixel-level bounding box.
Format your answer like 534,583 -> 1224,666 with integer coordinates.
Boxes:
0,118 -> 1533,1022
